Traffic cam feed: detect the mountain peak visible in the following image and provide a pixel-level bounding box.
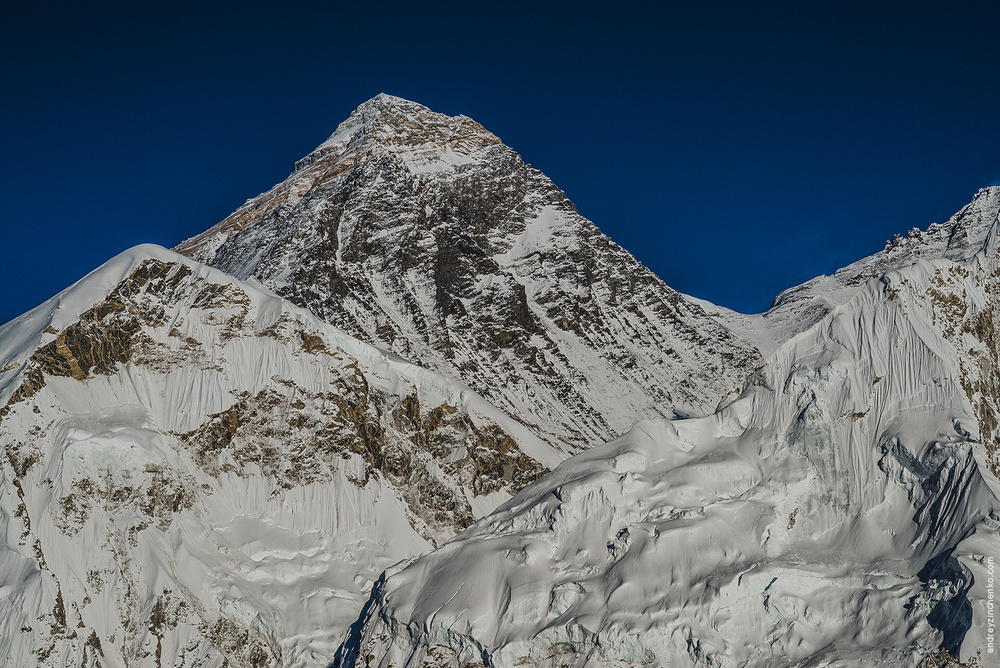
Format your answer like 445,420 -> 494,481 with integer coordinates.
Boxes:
330,93 -> 436,136
177,95 -> 762,451
353,92 -> 432,116
293,94 -> 500,174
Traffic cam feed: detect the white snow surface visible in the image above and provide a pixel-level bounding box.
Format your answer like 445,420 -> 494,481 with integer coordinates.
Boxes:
345,230 -> 1000,666
0,244 -> 561,667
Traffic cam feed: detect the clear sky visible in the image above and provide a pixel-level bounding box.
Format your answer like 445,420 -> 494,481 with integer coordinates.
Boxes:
3,1 -> 999,325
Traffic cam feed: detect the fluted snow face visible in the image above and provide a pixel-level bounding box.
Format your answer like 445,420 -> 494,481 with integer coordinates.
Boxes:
345,231 -> 1000,666
176,95 -> 762,452
0,245 -> 559,667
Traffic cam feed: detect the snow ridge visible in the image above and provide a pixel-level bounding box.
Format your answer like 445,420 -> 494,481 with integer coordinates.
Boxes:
716,186 -> 1000,355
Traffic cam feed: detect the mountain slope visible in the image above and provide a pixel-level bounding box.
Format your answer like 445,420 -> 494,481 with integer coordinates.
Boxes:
176,94 -> 761,451
343,203 -> 1000,667
0,245 -> 560,667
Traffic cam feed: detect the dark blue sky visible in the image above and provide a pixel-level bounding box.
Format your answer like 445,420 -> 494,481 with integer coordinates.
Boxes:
3,1 -> 999,325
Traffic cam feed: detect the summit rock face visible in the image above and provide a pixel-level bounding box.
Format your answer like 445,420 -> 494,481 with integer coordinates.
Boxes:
176,94 -> 762,451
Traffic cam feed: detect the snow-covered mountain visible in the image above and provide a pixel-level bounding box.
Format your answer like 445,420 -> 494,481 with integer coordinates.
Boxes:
176,94 -> 761,451
0,95 -> 763,668
341,190 -> 1000,667
3,92 -> 999,668
0,245 -> 561,666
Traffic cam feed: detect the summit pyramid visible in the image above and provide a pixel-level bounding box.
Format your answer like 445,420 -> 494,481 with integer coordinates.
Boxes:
177,94 -> 763,452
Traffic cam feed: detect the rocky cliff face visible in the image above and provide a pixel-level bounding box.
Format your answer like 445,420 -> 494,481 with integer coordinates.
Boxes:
343,198 -> 1000,668
176,94 -> 762,451
0,245 -> 560,667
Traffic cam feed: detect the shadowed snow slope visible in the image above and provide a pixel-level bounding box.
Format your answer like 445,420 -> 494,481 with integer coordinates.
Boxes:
176,94 -> 761,451
343,220 -> 1000,666
0,245 -> 561,667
